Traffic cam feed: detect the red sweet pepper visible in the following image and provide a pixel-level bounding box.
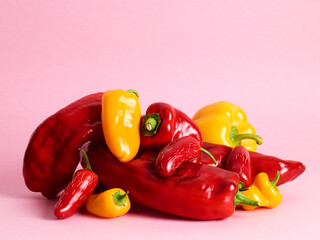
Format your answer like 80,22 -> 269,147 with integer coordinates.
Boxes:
155,136 -> 216,177
140,102 -> 202,150
23,92 -> 104,198
200,142 -> 306,186
84,141 -> 259,220
225,145 -> 252,188
54,148 -> 98,219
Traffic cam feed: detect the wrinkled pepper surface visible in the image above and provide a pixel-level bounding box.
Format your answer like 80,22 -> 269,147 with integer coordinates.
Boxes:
240,171 -> 282,210
192,101 -> 263,151
200,142 -> 306,186
140,102 -> 202,150
86,188 -> 131,218
23,92 -> 104,198
84,141 -> 259,220
101,89 -> 141,162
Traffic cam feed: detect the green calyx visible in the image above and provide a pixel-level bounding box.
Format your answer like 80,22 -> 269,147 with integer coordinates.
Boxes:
126,89 -> 139,98
200,148 -> 217,165
79,148 -> 92,171
113,191 -> 129,207
234,183 -> 259,207
229,126 -> 263,146
140,113 -> 161,136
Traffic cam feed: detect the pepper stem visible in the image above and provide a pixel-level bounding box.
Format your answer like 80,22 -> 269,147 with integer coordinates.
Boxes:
234,190 -> 260,207
113,191 -> 129,207
79,148 -> 92,171
200,148 -> 217,165
140,113 -> 161,136
229,126 -> 263,146
270,171 -> 280,191
126,89 -> 139,98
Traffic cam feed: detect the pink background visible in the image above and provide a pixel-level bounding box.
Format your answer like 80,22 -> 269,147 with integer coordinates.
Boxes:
1,0 -> 319,239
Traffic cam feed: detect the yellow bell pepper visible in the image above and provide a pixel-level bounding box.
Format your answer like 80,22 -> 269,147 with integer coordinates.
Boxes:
240,171 -> 282,210
85,188 -> 131,218
192,101 -> 262,151
101,89 -> 141,162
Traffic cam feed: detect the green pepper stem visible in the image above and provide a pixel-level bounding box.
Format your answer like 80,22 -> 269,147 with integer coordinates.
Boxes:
113,191 -> 129,207
145,118 -> 158,131
270,171 -> 280,191
229,126 -> 263,146
79,148 -> 92,171
126,89 -> 139,98
200,148 -> 217,165
234,190 -> 260,207
140,113 -> 161,136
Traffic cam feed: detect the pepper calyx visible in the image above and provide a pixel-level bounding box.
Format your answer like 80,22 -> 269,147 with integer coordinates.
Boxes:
229,126 -> 263,146
234,184 -> 259,207
113,191 -> 129,207
140,113 -> 161,136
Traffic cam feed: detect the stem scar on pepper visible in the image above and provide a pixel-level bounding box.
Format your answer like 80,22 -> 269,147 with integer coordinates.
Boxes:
140,113 -> 162,136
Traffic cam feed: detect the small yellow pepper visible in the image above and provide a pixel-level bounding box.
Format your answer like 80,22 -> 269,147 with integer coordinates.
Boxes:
85,188 -> 131,218
240,171 -> 282,210
192,101 -> 263,151
101,89 -> 141,162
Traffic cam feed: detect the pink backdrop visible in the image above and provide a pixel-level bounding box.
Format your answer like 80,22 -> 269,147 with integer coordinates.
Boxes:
1,1 -> 319,239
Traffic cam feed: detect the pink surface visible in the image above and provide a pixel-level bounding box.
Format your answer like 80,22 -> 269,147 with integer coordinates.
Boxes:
0,0 -> 319,239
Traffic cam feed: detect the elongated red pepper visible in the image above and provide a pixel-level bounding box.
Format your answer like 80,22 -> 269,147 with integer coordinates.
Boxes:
155,136 -> 216,177
200,142 -> 306,186
23,92 -> 104,198
225,145 -> 252,187
140,102 -> 202,150
54,148 -> 98,219
85,141 -> 259,220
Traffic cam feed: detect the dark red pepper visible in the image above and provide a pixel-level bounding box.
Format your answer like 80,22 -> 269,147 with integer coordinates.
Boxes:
140,102 -> 202,150
200,142 -> 306,186
225,145 -> 252,188
54,148 -> 98,219
23,92 -> 104,198
85,141 -> 258,220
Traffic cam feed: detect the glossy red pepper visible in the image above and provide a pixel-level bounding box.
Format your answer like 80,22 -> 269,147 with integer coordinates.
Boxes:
225,145 -> 252,187
84,141 -> 259,220
54,149 -> 98,219
140,102 -> 202,150
23,92 -> 104,198
200,142 -> 306,186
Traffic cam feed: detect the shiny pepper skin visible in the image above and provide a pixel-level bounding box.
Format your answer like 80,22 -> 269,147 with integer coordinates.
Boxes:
101,89 -> 141,162
240,172 -> 282,210
86,188 -> 131,218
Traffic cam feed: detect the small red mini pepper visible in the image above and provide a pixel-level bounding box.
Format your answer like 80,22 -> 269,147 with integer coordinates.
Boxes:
225,145 -> 252,188
54,148 -> 98,219
140,102 -> 203,150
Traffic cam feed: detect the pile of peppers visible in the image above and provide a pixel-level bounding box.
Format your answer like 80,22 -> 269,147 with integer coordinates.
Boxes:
23,89 -> 306,220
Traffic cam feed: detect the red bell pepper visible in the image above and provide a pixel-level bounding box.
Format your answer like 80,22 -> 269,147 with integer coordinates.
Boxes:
84,141 -> 259,220
225,145 -> 252,188
200,142 -> 306,186
54,149 -> 98,219
140,102 -> 202,150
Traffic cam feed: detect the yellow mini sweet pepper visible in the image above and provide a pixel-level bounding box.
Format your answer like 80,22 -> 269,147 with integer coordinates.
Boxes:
85,188 -> 131,218
240,171 -> 282,210
101,89 -> 141,162
192,101 -> 263,151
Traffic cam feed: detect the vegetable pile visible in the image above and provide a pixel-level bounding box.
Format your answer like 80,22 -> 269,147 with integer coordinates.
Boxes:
23,89 -> 305,220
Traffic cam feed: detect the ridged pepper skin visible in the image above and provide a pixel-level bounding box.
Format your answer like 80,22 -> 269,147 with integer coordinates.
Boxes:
23,92 -> 104,198
240,172 -> 282,210
225,145 -> 252,187
155,136 -> 201,177
101,89 -> 141,162
85,141 -> 253,220
200,142 -> 306,186
140,102 -> 202,150
192,101 -> 262,151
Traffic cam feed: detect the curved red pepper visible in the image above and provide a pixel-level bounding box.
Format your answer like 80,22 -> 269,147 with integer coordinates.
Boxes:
23,92 -> 104,198
140,102 -> 202,150
155,136 -> 201,177
200,142 -> 306,186
54,148 -> 98,219
225,145 -> 252,187
85,141 -> 258,220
